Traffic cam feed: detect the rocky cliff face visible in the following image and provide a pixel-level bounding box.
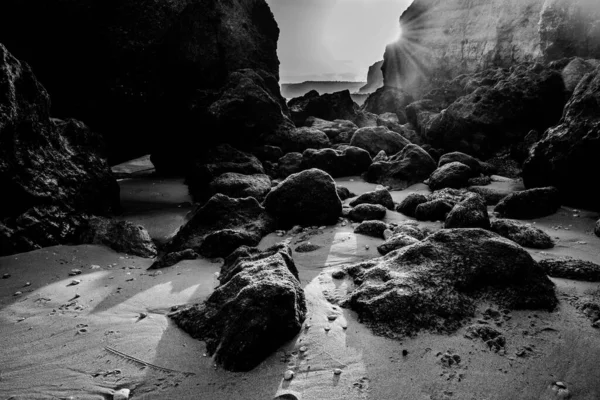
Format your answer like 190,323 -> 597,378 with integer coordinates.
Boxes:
0,0 -> 285,168
359,60 -> 384,93
384,0 -> 600,97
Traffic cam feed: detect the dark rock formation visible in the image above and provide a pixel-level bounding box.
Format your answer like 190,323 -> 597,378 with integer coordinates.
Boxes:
304,117 -> 358,144
253,145 -> 284,162
170,244 -> 306,371
428,162 -> 472,191
288,90 -> 369,127
438,152 -> 483,175
560,57 -> 596,93
300,147 -> 372,178
539,258 -> 600,282
342,229 -> 557,337
522,66 -> 600,209
362,87 -> 413,120
0,44 -> 119,256
149,249 -> 199,270
467,186 -> 511,205
208,173 -> 271,202
359,60 -> 384,93
267,127 -> 330,154
163,194 -> 274,259
444,193 -> 490,229
490,219 -> 554,249
377,233 -> 420,255
494,187 -> 561,219
349,126 -> 410,157
396,193 -> 429,217
264,169 -> 342,227
336,186 -> 355,201
415,199 -> 454,222
364,144 -> 437,189
349,189 -> 395,210
349,204 -> 387,222
354,221 -> 390,239
276,152 -> 303,178
79,217 -> 156,258
596,220 -> 600,238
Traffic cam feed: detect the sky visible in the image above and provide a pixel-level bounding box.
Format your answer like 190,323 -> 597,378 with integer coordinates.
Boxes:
266,0 -> 412,83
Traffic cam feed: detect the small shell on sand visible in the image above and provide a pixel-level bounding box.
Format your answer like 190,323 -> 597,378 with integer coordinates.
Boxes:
283,370 -> 294,380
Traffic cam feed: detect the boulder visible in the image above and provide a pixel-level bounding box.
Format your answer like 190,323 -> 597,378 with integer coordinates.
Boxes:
372,150 -> 388,163
208,173 -> 271,202
252,145 -> 283,162
396,193 -> 429,217
277,152 -> 303,178
0,44 -> 119,256
263,169 -> 342,227
300,147 -> 372,178
494,187 -> 561,219
522,66 -> 600,209
170,244 -> 306,371
444,193 -> 490,230
359,60 -> 384,93
162,194 -> 274,259
288,89 -> 364,127
428,162 -> 472,191
342,229 -> 557,337
438,152 -> 482,175
350,126 -> 410,157
561,57 -> 595,94
268,127 -> 330,153
415,199 -> 454,222
391,222 -> 430,240
336,185 -> 355,201
354,221 -> 390,239
467,186 -> 511,205
490,219 -> 554,249
349,204 -> 387,222
377,233 -> 420,255
79,217 -> 157,258
149,249 -> 199,270
364,144 -> 437,189
539,258 -> 600,282
349,189 -> 395,210
304,117 -> 358,144
362,87 -> 413,122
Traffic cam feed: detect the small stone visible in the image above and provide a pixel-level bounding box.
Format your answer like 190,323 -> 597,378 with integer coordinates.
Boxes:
592,320 -> 600,329
327,314 -> 337,321
383,229 -> 394,240
331,269 -> 345,279
171,305 -> 179,311
68,279 -> 81,286
333,368 -> 342,375
402,349 -> 408,356
139,312 -> 148,320
13,291 -> 22,296
2,273 -> 10,279
113,388 -> 130,400
365,245 -> 369,250
90,264 -> 101,269
284,370 -> 295,380
324,326 -> 331,331
299,346 -> 307,353
24,282 -> 31,287
69,269 -> 82,276
555,382 -> 566,389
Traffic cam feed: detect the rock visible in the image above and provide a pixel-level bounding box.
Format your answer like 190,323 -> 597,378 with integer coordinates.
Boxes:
350,126 -> 410,157
112,389 -> 130,400
349,189 -> 395,210
364,144 -> 437,189
510,129 -> 541,163
288,89 -> 364,127
349,204 -> 387,222
304,117 -> 358,144
269,127 -> 330,154
170,244 -> 306,371
362,87 -> 413,120
490,219 -> 554,249
377,233 -> 420,255
396,194 -> 429,217
561,57 -> 595,94
494,187 -> 561,219
428,162 -> 473,191
522,66 -> 600,209
300,147 -> 372,178
208,173 -> 271,202
277,152 -> 303,178
284,370 -> 295,381
466,324 -> 506,352
415,199 -> 455,222
162,194 -> 274,259
149,249 -> 199,270
467,186 -> 511,205
79,217 -> 157,258
0,0 -> 285,168
295,242 -> 321,253
336,186 -> 355,201
359,60 -> 384,93
342,229 -> 557,337
392,222 -> 430,240
438,152 -> 482,175
186,144 -> 265,201
372,150 -> 388,163
252,145 -> 284,162
354,221 -> 390,239
539,259 -> 600,282
0,44 -> 119,256
264,169 -> 342,227
444,193 -> 490,229
596,220 -> 600,238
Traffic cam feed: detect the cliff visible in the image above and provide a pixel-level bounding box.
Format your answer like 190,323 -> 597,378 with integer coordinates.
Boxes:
383,0 -> 600,97
359,60 -> 384,93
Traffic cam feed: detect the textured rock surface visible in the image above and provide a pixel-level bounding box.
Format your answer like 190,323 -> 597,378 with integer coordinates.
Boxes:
349,204 -> 387,222
300,147 -> 372,178
364,144 -> 436,189
494,187 -> 561,219
354,221 -> 390,239
304,117 -> 358,144
444,193 -> 490,230
208,173 -> 271,202
288,90 -> 368,127
264,169 -> 342,227
350,126 -> 410,157
79,217 -> 156,258
428,162 -> 473,191
491,219 -> 554,249
0,44 -> 119,256
522,66 -> 600,209
377,233 -> 420,255
349,189 -> 395,210
170,244 -> 306,371
362,87 -> 413,119
342,229 -> 557,337
539,258 -> 600,282
276,152 -> 303,178
396,193 -> 429,218
359,60 -> 384,93
438,152 -> 483,175
268,127 -> 330,154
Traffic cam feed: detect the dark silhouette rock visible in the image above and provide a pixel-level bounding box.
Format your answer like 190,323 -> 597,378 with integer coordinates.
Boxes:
522,66 -> 600,209
304,117 -> 358,144
561,57 -> 596,93
428,162 -> 473,191
342,229 -> 557,337
364,144 -> 436,189
539,258 -> 600,282
253,145 -> 283,162
288,90 -> 366,127
163,194 -> 274,259
362,87 -> 413,121
349,204 -> 387,222
267,127 -> 330,154
264,169 -> 342,227
354,221 -> 390,239
349,189 -> 395,210
494,187 -> 561,219
350,126 -> 410,157
372,150 -> 388,163
336,186 -> 355,201
415,199 -> 454,222
467,186 -> 512,205
209,173 -> 271,202
149,249 -> 198,270
444,193 -> 490,230
0,44 -> 119,256
277,152 -> 303,178
170,244 -> 306,371
377,233 -> 420,255
595,220 -> 600,238
391,222 -> 430,240
300,147 -> 372,178
79,217 -> 156,258
438,152 -> 483,175
396,193 -> 429,217
491,219 -> 554,249
359,60 -> 384,93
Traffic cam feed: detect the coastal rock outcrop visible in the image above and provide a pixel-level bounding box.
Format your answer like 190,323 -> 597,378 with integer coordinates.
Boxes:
79,217 -> 157,258
350,126 -> 410,158
300,147 -> 372,178
364,144 -> 437,189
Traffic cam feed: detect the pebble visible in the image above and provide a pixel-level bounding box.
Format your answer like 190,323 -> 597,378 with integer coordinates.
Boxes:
2,273 -> 10,279
13,291 -> 22,296
139,312 -> 148,320
327,314 -> 337,321
113,388 -> 130,400
90,264 -> 101,269
402,349 -> 408,356
383,229 -> 394,240
69,269 -> 82,276
68,279 -> 81,286
333,368 -> 342,375
299,346 -> 307,353
284,370 -> 295,380
24,282 -> 31,287
324,326 -> 331,331
365,245 -> 369,250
